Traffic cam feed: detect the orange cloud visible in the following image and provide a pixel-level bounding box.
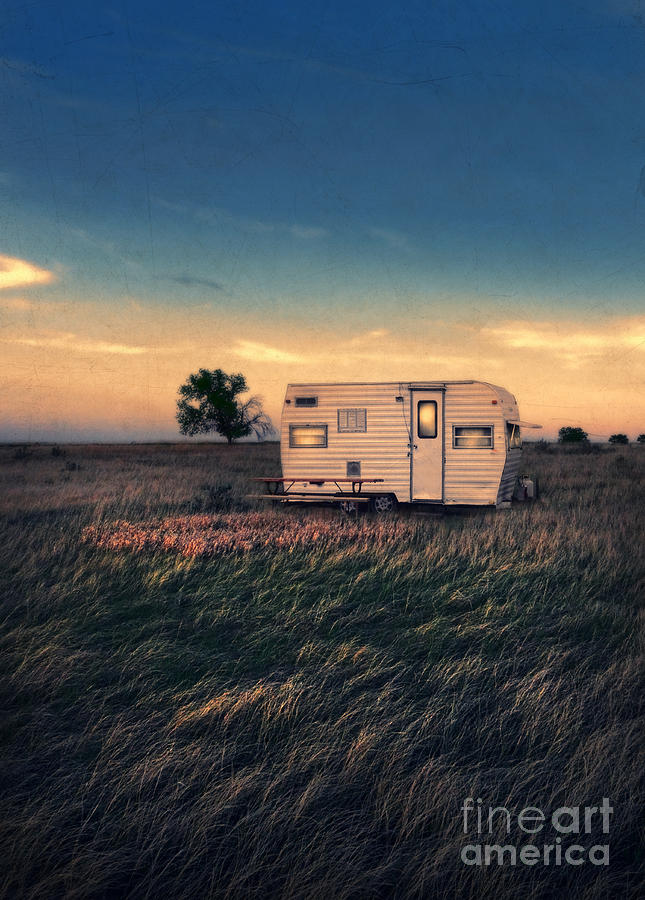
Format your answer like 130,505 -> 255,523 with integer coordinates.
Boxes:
0,295 -> 35,310
232,339 -> 306,364
0,255 -> 55,290
482,317 -> 645,356
4,333 -> 149,355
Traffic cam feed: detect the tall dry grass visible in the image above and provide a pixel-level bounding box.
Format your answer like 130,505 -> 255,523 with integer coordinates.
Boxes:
0,441 -> 643,899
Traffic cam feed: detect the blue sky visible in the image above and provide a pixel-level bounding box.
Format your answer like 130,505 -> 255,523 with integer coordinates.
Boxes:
1,0 -> 644,439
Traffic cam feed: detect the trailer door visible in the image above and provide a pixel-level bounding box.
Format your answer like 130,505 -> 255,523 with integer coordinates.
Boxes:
410,390 -> 443,501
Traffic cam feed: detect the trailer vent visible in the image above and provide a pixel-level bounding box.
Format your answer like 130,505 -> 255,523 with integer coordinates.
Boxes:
295,396 -> 317,407
346,461 -> 361,477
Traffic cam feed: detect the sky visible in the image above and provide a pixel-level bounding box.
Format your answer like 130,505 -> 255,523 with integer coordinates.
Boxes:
1,0 -> 645,441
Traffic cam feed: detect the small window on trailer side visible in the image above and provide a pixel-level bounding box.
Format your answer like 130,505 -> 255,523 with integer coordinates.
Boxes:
337,408 -> 367,432
294,396 -> 317,407
453,425 -> 494,449
506,422 -> 522,449
289,424 -> 328,448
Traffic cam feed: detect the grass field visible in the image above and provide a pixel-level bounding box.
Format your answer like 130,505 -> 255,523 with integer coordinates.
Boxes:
1,441 -> 643,899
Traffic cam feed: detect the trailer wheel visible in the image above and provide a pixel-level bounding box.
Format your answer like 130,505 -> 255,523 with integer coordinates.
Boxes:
370,494 -> 397,514
340,499 -> 360,515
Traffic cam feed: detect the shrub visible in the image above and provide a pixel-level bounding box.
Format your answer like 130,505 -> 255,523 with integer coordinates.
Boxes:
558,426 -> 588,444
12,445 -> 31,461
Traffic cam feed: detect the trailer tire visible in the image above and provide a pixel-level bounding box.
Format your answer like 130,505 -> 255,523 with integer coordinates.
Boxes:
340,499 -> 360,515
370,494 -> 397,514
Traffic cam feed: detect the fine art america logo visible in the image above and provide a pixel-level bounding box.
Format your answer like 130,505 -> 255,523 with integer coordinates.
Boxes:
460,798 -> 612,867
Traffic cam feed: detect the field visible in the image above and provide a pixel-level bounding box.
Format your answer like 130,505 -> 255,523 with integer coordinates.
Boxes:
1,441 -> 643,899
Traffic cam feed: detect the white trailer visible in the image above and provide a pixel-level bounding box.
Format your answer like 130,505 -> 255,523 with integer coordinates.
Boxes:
255,381 -> 541,511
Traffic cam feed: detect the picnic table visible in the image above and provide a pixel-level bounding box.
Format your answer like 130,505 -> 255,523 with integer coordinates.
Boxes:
248,476 -> 384,503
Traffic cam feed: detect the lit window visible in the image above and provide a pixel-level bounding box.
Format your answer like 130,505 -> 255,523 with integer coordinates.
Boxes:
453,425 -> 493,448
289,424 -> 328,447
506,422 -> 522,449
338,408 -> 367,432
295,397 -> 317,407
418,401 -> 437,438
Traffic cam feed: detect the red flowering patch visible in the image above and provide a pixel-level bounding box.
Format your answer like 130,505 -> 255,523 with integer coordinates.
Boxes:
82,511 -> 417,556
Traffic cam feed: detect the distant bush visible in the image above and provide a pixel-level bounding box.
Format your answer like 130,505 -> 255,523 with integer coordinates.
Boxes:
609,434 -> 629,445
51,445 -> 65,457
12,445 -> 31,461
533,439 -> 553,453
558,426 -> 588,444
638,434 -> 645,444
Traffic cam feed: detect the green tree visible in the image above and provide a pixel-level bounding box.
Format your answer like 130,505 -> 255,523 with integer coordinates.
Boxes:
176,368 -> 274,443
608,433 -> 629,445
558,426 -> 588,444
636,434 -> 645,444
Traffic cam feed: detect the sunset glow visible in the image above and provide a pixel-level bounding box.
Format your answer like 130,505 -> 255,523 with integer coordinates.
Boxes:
2,2 -> 644,441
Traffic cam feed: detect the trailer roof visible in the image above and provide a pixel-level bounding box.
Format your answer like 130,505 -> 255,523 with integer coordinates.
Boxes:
286,380 -> 477,387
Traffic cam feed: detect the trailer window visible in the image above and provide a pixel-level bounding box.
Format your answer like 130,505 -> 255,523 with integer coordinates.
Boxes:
506,422 -> 522,449
453,425 -> 493,448
289,424 -> 328,447
338,408 -> 367,432
295,396 -> 317,407
417,401 -> 437,438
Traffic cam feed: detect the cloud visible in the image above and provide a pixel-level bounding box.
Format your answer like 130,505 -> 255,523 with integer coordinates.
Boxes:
0,296 -> 35,310
4,333 -> 149,355
231,339 -> 306,364
1,56 -> 54,80
289,225 -> 328,240
154,196 -> 327,242
368,227 -> 409,250
345,328 -> 389,346
482,317 -> 645,359
230,333 -> 498,372
167,274 -> 224,291
0,255 -> 55,290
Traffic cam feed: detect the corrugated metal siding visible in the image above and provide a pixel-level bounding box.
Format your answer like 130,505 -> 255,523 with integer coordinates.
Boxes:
497,450 -> 523,504
488,383 -> 522,506
281,383 -> 410,498
280,381 -> 526,506
443,382 -> 506,505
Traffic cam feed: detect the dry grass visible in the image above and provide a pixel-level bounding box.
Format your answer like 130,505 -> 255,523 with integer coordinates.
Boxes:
0,441 -> 643,899
82,512 -> 429,556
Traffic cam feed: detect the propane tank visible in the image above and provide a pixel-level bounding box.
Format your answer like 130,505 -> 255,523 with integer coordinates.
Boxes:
514,475 -> 535,501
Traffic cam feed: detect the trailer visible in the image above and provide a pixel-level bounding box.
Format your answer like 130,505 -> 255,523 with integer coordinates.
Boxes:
252,381 -> 541,511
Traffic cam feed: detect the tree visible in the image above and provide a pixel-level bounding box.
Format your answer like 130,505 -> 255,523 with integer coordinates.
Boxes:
558,426 -> 588,444
176,368 -> 274,443
637,434 -> 645,444
608,433 -> 629,445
